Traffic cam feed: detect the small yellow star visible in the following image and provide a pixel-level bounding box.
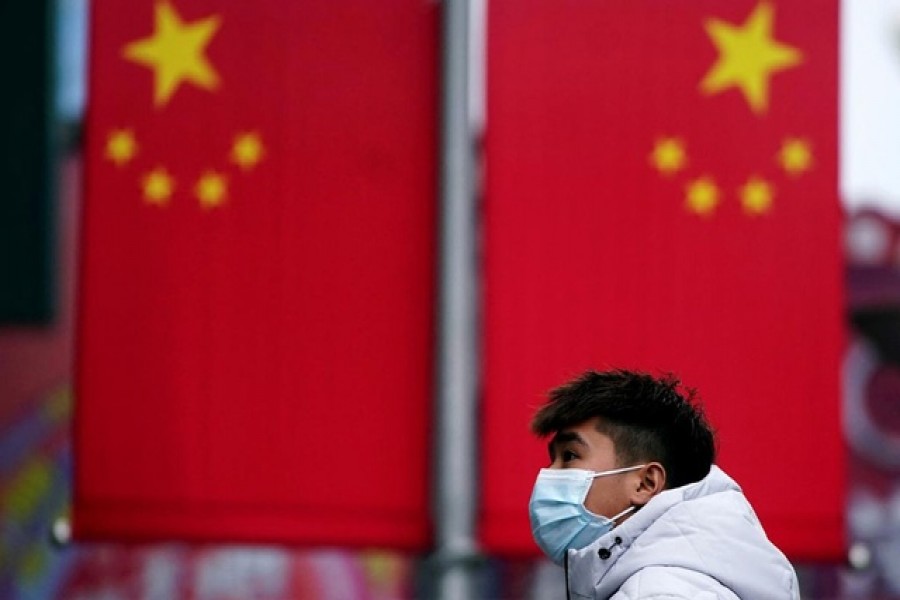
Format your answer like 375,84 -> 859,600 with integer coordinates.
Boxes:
231,132 -> 264,171
650,137 -> 687,176
685,176 -> 720,216
700,1 -> 803,114
777,138 -> 812,176
142,167 -> 174,205
105,129 -> 138,166
740,176 -> 774,215
123,1 -> 222,107
196,171 -> 227,208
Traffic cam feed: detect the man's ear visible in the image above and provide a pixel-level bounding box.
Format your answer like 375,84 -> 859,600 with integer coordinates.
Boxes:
629,462 -> 666,506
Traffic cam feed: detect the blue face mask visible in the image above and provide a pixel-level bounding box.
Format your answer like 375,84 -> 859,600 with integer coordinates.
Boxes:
528,465 -> 644,565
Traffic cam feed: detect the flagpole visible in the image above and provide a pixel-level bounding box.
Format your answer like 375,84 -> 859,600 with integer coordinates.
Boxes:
434,0 -> 480,596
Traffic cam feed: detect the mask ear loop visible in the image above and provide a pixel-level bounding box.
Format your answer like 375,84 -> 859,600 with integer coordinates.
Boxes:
582,466 -> 644,521
588,464 -> 647,479
610,505 -> 636,522
581,500 -> 636,526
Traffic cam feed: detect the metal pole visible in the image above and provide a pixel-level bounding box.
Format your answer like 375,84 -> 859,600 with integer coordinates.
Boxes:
434,0 -> 479,596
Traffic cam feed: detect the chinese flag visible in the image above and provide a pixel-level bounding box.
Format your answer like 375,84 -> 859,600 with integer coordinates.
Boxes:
76,1 -> 437,548
482,1 -> 843,560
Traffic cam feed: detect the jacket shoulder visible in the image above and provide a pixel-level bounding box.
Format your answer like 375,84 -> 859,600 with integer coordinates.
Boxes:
611,566 -> 741,600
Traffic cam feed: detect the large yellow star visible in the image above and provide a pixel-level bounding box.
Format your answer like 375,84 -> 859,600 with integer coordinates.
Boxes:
123,1 -> 222,107
699,1 -> 802,114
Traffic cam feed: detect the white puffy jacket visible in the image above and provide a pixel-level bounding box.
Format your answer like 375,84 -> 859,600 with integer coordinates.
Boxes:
565,466 -> 800,599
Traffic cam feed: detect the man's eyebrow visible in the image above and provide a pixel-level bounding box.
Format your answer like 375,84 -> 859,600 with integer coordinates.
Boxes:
547,430 -> 587,460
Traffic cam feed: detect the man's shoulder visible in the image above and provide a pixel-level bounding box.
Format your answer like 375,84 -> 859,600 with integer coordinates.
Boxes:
611,565 -> 740,600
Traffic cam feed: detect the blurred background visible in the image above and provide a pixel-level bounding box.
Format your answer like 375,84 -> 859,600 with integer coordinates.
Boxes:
2,0 -> 900,598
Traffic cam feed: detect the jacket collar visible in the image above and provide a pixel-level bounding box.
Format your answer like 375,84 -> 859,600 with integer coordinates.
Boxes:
565,466 -> 739,597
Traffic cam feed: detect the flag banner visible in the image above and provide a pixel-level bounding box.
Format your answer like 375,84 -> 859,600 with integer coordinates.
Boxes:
482,0 -> 843,560
76,0 -> 437,548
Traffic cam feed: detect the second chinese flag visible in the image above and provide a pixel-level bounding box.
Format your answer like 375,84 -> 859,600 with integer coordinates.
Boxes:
482,0 -> 843,559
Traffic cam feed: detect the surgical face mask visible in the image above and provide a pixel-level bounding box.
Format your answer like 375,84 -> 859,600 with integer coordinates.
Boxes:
529,465 -> 644,565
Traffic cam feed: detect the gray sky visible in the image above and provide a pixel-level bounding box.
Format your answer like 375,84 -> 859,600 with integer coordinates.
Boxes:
841,0 -> 900,215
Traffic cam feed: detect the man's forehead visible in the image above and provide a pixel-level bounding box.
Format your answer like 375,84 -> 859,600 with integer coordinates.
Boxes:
551,430 -> 589,445
549,419 -> 618,450
552,417 -> 603,439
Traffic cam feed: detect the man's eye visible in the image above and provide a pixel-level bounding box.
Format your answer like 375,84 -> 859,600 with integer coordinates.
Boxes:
562,450 -> 578,462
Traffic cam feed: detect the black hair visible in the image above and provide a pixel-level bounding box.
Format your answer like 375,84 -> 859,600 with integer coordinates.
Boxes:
532,369 -> 716,488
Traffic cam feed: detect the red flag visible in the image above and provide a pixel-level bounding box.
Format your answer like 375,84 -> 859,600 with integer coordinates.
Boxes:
75,0 -> 437,548
482,0 -> 843,560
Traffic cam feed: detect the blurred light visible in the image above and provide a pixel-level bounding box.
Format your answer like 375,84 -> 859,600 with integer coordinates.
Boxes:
848,542 -> 873,570
846,213 -> 891,264
51,516 -> 71,547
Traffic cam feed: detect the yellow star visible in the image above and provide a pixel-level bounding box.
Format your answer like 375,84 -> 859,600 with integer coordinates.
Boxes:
196,171 -> 227,208
777,137 -> 812,176
650,137 -> 687,176
685,176 -> 720,216
142,168 -> 174,205
699,1 -> 803,114
123,1 -> 221,107
740,176 -> 774,215
105,129 -> 138,166
231,132 -> 264,171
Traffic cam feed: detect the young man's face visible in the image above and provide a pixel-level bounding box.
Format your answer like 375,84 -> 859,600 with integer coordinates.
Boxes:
547,417 -> 639,520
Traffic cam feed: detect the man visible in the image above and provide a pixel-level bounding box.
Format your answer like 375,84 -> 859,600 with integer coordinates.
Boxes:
528,369 -> 799,599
